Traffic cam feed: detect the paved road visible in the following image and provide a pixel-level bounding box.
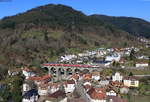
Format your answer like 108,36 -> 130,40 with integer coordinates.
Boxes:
98,65 -> 150,70
75,80 -> 90,102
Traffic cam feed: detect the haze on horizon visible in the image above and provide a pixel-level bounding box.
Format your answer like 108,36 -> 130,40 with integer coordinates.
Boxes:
0,0 -> 150,22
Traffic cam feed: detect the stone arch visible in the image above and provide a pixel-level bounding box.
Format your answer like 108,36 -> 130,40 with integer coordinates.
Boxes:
43,67 -> 49,71
50,67 -> 56,74
74,69 -> 81,73
58,68 -> 65,75
43,67 -> 49,74
66,68 -> 73,75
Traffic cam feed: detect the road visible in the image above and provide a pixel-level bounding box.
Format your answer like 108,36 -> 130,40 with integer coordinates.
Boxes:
75,80 -> 90,102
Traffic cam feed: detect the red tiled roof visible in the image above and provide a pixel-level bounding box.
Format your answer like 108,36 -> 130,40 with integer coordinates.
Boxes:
136,62 -> 148,64
28,76 -> 41,81
87,88 -> 106,100
83,74 -> 92,80
28,74 -> 51,81
71,74 -> 79,80
49,90 -> 66,98
38,83 -> 49,88
66,80 -> 75,84
110,81 -> 123,86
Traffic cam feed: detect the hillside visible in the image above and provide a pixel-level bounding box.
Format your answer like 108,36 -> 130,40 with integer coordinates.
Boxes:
91,15 -> 150,38
0,4 -> 141,78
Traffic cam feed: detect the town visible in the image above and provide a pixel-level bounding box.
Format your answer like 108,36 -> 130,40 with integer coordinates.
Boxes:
0,43 -> 150,102
1,0 -> 150,102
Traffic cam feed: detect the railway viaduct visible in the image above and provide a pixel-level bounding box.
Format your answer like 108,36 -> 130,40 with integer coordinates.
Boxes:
41,63 -> 102,77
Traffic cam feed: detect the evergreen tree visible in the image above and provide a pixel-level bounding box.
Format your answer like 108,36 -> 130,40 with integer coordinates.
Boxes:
129,49 -> 135,60
129,72 -> 133,76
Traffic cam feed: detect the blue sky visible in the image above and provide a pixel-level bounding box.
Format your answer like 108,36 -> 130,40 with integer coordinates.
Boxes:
0,0 -> 150,21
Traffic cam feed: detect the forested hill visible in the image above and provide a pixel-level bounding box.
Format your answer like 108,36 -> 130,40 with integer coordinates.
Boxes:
91,15 -> 150,38
0,4 -> 103,29
0,4 -> 142,78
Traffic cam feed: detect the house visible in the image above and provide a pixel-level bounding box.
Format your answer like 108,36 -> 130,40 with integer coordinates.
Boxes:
22,81 -> 34,94
99,80 -> 109,86
96,48 -> 107,57
135,62 -> 149,67
106,89 -> 117,96
38,83 -> 49,96
92,72 -> 100,81
8,68 -> 21,76
87,88 -> 106,102
107,96 -> 127,102
22,68 -> 36,79
120,86 -> 129,94
38,82 -> 61,95
105,53 -> 121,62
83,84 -> 92,92
49,83 -> 61,94
60,54 -> 77,62
112,72 -> 123,82
107,48 -> 114,52
83,81 -> 92,92
22,89 -> 38,102
146,44 -> 150,48
123,77 -> 139,87
64,80 -> 75,93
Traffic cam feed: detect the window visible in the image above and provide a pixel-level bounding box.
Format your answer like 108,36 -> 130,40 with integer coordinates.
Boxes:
131,81 -> 135,85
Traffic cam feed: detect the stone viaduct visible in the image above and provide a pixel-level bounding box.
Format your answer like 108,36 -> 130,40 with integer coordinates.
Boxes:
41,63 -> 101,77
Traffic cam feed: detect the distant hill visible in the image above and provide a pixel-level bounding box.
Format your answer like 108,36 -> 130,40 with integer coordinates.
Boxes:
91,15 -> 150,38
0,4 -> 142,72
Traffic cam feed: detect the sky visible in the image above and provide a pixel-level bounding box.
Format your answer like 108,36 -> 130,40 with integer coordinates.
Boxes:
0,0 -> 150,21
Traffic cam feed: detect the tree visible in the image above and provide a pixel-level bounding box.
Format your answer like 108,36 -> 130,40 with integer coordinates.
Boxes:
0,85 -> 11,102
112,61 -> 120,67
129,72 -> 133,76
148,56 -> 150,66
11,76 -> 23,102
129,49 -> 135,60
101,69 -> 113,76
139,84 -> 147,95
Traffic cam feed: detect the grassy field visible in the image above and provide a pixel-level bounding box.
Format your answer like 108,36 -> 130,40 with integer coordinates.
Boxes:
128,69 -> 150,75
130,95 -> 150,102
